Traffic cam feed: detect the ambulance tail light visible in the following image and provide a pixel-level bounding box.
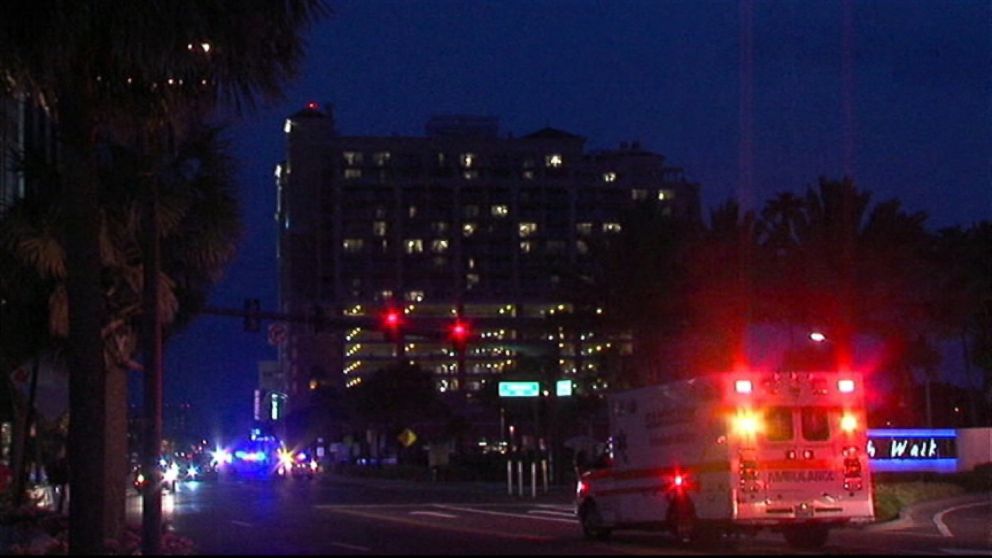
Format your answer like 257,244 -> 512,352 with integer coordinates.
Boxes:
667,472 -> 689,493
842,446 -> 864,491
577,479 -> 589,497
739,458 -> 760,492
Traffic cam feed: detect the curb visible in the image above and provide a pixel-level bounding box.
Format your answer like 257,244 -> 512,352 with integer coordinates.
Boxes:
862,492 -> 992,533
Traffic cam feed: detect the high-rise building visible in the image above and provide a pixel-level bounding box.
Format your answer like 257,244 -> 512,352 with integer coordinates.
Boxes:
0,93 -> 57,213
276,103 -> 701,417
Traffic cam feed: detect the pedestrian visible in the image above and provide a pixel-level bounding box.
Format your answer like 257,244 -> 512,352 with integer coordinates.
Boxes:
48,451 -> 69,514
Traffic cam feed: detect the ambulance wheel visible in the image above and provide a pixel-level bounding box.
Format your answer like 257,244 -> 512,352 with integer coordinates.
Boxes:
783,525 -> 830,549
667,497 -> 697,543
580,501 -> 612,541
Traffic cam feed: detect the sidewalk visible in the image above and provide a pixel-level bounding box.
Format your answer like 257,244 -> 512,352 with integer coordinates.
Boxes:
863,492 -> 992,533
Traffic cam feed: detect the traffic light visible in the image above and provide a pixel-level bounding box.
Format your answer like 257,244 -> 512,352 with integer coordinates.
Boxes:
311,303 -> 326,334
243,298 -> 261,332
449,319 -> 470,352
381,308 -> 403,342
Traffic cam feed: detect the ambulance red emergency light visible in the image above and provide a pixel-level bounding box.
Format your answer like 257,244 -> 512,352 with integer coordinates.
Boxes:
576,370 -> 873,549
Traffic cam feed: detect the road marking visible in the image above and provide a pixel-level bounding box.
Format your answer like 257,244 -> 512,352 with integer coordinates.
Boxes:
535,504 -> 574,512
527,509 -> 576,518
410,511 -> 459,519
321,507 -> 553,542
433,504 -> 576,524
934,502 -> 991,538
329,542 -> 371,553
230,520 -> 253,528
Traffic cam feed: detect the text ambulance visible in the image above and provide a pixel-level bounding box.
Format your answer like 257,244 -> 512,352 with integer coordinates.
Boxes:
576,371 -> 874,549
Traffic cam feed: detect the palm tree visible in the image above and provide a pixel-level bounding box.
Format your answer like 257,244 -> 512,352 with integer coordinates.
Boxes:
0,126 -> 241,519
1,3 -> 325,551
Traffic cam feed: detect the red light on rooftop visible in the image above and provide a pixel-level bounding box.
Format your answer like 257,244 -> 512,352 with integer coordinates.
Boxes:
306,101 -> 319,111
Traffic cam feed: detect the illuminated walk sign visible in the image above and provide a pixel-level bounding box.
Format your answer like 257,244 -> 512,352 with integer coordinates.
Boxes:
866,429 -> 958,473
499,381 -> 540,398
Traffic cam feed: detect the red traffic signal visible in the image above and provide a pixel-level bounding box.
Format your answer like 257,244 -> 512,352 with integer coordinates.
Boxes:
383,309 -> 402,328
449,320 -> 470,350
381,308 -> 403,341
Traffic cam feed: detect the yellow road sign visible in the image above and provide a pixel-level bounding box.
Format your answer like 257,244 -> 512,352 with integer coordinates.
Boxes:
398,428 -> 418,448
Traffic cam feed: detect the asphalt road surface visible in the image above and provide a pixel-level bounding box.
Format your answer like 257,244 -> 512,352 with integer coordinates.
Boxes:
125,475 -> 992,555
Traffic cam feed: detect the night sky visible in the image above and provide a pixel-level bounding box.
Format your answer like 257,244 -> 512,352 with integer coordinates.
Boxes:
162,0 -> 992,440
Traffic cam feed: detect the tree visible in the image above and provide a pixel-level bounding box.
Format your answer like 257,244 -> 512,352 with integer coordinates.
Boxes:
572,203 -> 702,385
1,4 -> 324,550
931,222 -> 992,425
757,178 -> 933,365
0,125 -> 241,522
346,362 -> 450,459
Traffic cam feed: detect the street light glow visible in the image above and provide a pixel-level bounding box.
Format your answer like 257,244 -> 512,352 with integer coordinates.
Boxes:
809,331 -> 827,343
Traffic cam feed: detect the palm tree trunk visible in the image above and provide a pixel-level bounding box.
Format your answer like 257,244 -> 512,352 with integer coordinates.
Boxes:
60,92 -> 113,554
141,176 -> 163,555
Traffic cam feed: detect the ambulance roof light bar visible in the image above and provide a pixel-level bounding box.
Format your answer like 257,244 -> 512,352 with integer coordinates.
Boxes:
735,380 -> 753,394
838,379 -> 855,393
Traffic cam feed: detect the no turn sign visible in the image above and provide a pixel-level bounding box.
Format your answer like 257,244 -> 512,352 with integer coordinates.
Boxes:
267,323 -> 288,347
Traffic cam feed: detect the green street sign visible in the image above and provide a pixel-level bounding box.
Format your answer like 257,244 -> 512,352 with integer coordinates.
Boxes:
556,379 -> 573,397
499,381 -> 540,398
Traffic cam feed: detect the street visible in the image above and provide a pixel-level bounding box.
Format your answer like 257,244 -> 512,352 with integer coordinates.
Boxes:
124,476 -> 992,555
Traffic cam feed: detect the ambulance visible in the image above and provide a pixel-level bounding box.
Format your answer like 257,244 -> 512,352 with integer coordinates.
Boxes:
575,371 -> 874,549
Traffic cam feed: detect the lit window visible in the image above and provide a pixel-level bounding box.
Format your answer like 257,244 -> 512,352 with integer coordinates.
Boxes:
405,291 -> 425,302
519,241 -> 533,253
631,189 -> 648,201
431,239 -> 449,253
460,153 -> 476,168
380,290 -> 394,300
576,240 -> 589,255
545,154 -> 563,168
658,189 -> 674,201
373,151 -> 391,167
518,222 -> 537,237
374,207 -> 387,219
463,170 -> 478,180
466,273 -> 480,288
491,205 -> 509,218
463,223 -> 476,237
522,170 -> 534,180
344,169 -> 362,179
467,257 -> 476,269
343,151 -> 363,166
372,221 -> 387,236
603,223 -> 622,233
283,119 -> 293,134
603,172 -> 617,183
408,206 -> 417,218
576,222 -> 593,235
431,222 -> 448,234
343,239 -> 364,253
405,239 -> 423,254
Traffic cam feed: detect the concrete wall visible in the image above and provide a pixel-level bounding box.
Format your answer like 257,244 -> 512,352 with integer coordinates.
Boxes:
957,428 -> 992,472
